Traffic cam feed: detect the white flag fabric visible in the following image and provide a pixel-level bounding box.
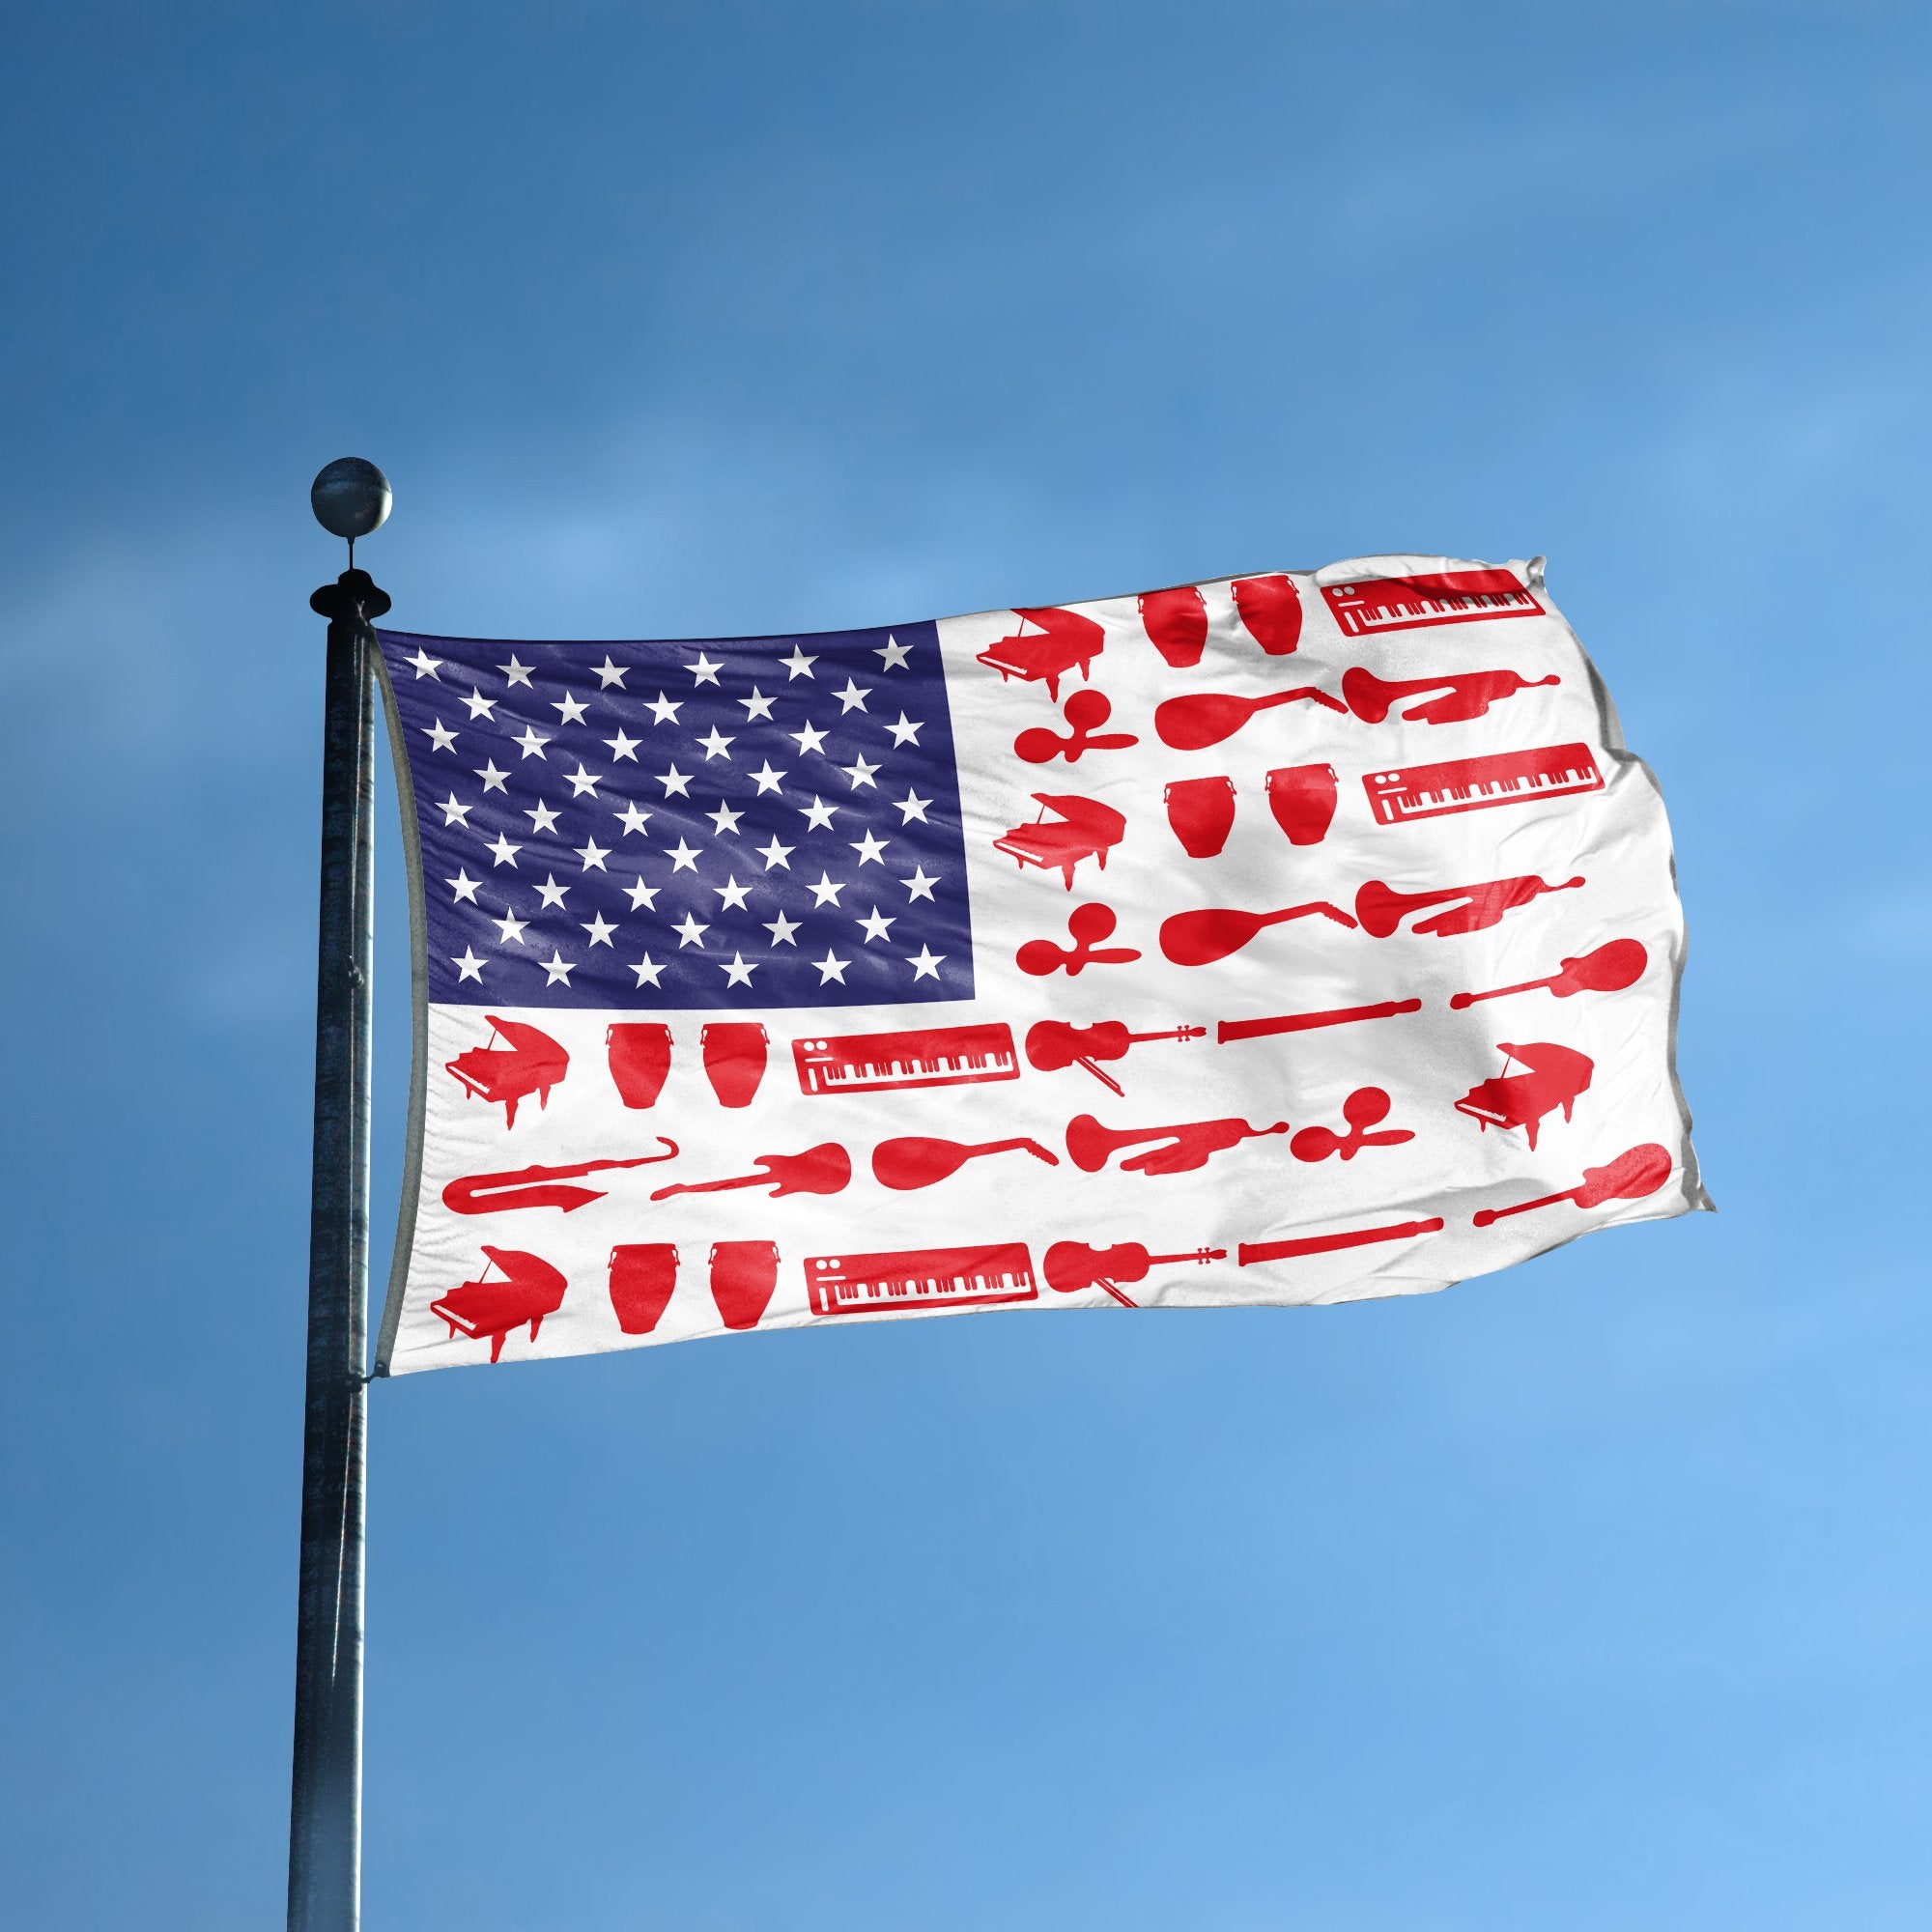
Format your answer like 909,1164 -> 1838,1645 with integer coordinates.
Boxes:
371,554 -> 1706,1374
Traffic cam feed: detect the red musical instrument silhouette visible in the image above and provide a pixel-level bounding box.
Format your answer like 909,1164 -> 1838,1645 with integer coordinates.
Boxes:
609,1242 -> 678,1335
1154,685 -> 1347,751
871,1135 -> 1060,1190
1363,743 -> 1603,825
1043,1241 -> 1227,1307
1237,1218 -> 1444,1265
977,605 -> 1105,700
701,1022 -> 767,1108
1016,902 -> 1141,977
1264,763 -> 1338,845
1024,1020 -> 1206,1095
709,1240 -> 779,1330
442,1144 -> 679,1215
444,1016 -> 569,1129
1164,775 -> 1236,858
805,1243 -> 1038,1316
429,1245 -> 568,1362
1216,998 -> 1421,1042
1455,1042 -> 1594,1150
1013,689 -> 1139,764
1449,938 -> 1647,1009
650,1143 -> 850,1200
1355,874 -> 1584,939
1289,1089 -> 1413,1163
1140,584 -> 1209,668
1321,568 -> 1539,638
1342,665 -> 1559,724
1472,1144 -> 1672,1228
1158,898 -> 1358,966
993,793 -> 1127,890
1066,1111 -> 1289,1177
793,1022 -> 1018,1094
607,1022 -> 672,1108
1231,573 -> 1301,655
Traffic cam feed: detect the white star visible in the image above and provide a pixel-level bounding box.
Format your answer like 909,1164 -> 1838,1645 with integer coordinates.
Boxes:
874,636 -> 913,670
781,645 -> 817,680
525,800 -> 561,834
894,789 -> 932,824
512,724 -> 550,759
808,871 -> 845,907
564,764 -> 602,797
756,836 -> 793,870
582,913 -> 617,948
841,755 -> 880,790
624,876 -> 660,911
604,729 -> 640,761
901,867 -> 939,902
406,647 -> 443,680
657,765 -> 692,798
849,831 -> 889,866
451,947 -> 485,981
553,691 -> 589,725
593,656 -> 629,689
835,677 -> 870,713
672,912 -> 709,949
497,655 -> 534,687
576,838 -> 611,871
422,720 -> 458,753
687,653 -> 724,686
799,796 -> 838,831
906,945 -> 945,981
541,951 -> 575,985
630,953 -> 664,988
719,952 -> 757,987
788,721 -> 830,756
696,726 -> 734,760
462,689 -> 497,721
747,761 -> 786,796
763,911 -> 802,947
666,838 -> 702,873
439,794 -> 472,827
713,875 -> 753,911
614,801 -> 652,837
445,869 -> 481,903
884,712 -> 924,747
706,801 -> 745,837
813,950 -> 850,984
644,691 -> 682,725
486,834 -> 522,867
534,874 -> 570,909
738,687 -> 777,722
474,760 -> 509,793
856,906 -> 896,943
493,909 -> 528,945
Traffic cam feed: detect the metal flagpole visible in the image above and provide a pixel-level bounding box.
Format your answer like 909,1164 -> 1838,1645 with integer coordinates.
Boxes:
289,459 -> 392,1932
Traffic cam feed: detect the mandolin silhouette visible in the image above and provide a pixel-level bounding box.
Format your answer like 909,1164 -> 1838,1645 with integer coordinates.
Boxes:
1159,898 -> 1357,966
870,1135 -> 1059,1190
1154,685 -> 1346,751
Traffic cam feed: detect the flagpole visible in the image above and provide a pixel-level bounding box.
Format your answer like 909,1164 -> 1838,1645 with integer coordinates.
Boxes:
290,460 -> 391,1932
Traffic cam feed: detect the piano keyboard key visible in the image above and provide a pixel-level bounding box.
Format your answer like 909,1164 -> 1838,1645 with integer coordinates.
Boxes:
1322,568 -> 1541,638
805,1243 -> 1039,1316
792,1022 -> 1019,1095
1362,743 -> 1605,825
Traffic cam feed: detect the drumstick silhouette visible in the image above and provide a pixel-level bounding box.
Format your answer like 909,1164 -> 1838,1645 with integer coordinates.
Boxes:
1160,899 -> 1358,966
1449,938 -> 1647,1009
1154,686 -> 1347,752
1472,1144 -> 1672,1227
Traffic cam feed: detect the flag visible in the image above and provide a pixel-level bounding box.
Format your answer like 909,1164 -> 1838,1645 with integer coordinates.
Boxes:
371,554 -> 1707,1373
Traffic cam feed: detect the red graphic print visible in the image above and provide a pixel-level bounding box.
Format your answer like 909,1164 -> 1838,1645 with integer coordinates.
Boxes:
977,606 -> 1106,700
441,1145 -> 679,1215
1289,1089 -> 1414,1163
1231,574 -> 1302,655
1043,1240 -> 1226,1307
1454,1042 -> 1594,1150
1321,568 -> 1539,637
650,1142 -> 851,1200
1237,1218 -> 1444,1265
709,1240 -> 780,1330
444,1016 -> 569,1129
700,1022 -> 768,1107
1449,938 -> 1647,1009
1066,1111 -> 1290,1177
606,1022 -> 672,1108
994,793 -> 1127,890
1355,874 -> 1585,939
1472,1143 -> 1673,1228
1159,898 -> 1358,966
805,1243 -> 1038,1316
793,1022 -> 1018,1094
1024,1020 -> 1206,1095
1140,584 -> 1209,668
1341,666 -> 1559,724
1164,775 -> 1236,857
608,1242 -> 679,1335
1264,763 -> 1338,845
1363,742 -> 1603,825
1216,998 -> 1422,1042
429,1246 -> 568,1362
1154,684 -> 1348,752
1014,689 -> 1139,765
1016,903 -> 1141,977
871,1135 -> 1060,1190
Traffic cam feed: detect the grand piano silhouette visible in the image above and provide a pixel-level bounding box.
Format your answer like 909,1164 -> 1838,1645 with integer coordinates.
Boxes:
993,793 -> 1127,890
976,606 -> 1106,700
430,1245 -> 569,1362
444,1015 -> 570,1129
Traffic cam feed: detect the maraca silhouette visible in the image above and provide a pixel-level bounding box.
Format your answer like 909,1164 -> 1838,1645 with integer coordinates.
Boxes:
1289,1088 -> 1415,1163
1016,903 -> 1141,977
1014,689 -> 1140,765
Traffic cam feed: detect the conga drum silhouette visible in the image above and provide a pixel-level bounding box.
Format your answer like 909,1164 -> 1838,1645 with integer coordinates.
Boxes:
700,1022 -> 768,1107
709,1240 -> 779,1330
1264,763 -> 1338,845
606,1022 -> 672,1108
1164,775 -> 1236,858
608,1242 -> 678,1334
1140,584 -> 1208,668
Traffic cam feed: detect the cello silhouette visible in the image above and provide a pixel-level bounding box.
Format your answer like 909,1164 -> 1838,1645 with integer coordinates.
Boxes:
871,1135 -> 1060,1190
650,1143 -> 850,1200
1042,1241 -> 1227,1307
1159,898 -> 1358,966
1154,685 -> 1347,751
1449,938 -> 1647,1009
1472,1144 -> 1672,1227
1023,1020 -> 1206,1095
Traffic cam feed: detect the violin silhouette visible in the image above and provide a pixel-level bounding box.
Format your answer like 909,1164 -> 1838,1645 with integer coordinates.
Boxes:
1473,1143 -> 1672,1228
444,1016 -> 570,1129
871,1135 -> 1060,1190
1023,1020 -> 1206,1095
1449,938 -> 1647,1009
1158,898 -> 1358,966
442,1143 -> 679,1215
1154,685 -> 1346,752
651,1143 -> 850,1200
1013,689 -> 1140,765
1289,1089 -> 1413,1163
1042,1240 -> 1227,1306
1016,902 -> 1142,977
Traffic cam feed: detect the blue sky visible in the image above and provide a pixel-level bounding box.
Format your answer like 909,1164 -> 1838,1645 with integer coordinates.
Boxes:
3,3 -> 1929,1925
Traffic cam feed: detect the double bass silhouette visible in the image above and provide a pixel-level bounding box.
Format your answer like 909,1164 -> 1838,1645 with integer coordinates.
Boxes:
444,1016 -> 570,1128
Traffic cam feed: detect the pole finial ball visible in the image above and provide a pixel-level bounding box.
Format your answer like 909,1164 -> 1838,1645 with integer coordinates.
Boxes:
310,457 -> 392,541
